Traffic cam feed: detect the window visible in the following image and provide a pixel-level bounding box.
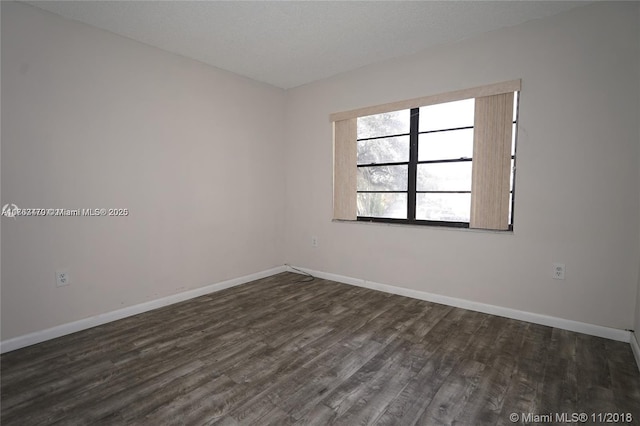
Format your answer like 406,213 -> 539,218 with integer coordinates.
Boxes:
332,80 -> 520,231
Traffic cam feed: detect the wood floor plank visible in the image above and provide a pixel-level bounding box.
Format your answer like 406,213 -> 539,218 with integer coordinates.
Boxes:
495,323 -> 552,426
318,315 -> 428,415
536,328 -> 579,416
603,339 -> 640,421
2,347 -> 196,425
2,272 -> 639,426
277,339 -> 385,419
448,319 -> 526,425
223,338 -> 376,424
141,373 -> 243,425
331,343 -> 422,425
292,403 -> 338,426
576,334 -> 616,416
365,310 -> 489,426
417,358 -> 487,425
52,359 -> 206,425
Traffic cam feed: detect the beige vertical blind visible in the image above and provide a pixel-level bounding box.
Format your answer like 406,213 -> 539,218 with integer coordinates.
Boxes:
333,118 -> 357,220
470,92 -> 514,230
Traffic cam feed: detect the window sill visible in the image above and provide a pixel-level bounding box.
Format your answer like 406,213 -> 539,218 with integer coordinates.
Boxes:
331,218 -> 514,234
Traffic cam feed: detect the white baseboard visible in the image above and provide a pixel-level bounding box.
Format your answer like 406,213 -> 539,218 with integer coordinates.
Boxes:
0,266 -> 286,354
287,265 -> 631,343
631,333 -> 640,372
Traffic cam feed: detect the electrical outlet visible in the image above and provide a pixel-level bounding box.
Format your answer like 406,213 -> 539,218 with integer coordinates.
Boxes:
311,236 -> 318,248
56,269 -> 70,287
552,263 -> 565,280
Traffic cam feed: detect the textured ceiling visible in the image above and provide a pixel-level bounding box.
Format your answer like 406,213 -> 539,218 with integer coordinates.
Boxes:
26,1 -> 587,89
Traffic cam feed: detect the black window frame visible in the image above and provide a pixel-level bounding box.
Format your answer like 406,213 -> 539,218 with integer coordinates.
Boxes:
356,96 -> 518,230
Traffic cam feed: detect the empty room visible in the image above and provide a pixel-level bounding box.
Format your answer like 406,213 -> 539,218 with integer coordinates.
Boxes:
1,1 -> 640,425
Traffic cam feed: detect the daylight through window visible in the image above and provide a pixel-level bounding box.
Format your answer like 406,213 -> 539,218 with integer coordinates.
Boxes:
332,80 -> 520,231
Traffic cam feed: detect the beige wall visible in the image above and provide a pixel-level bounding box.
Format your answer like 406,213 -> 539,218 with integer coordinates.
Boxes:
1,2 -> 286,339
283,2 -> 640,330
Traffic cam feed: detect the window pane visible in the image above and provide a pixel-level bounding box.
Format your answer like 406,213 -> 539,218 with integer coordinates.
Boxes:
416,193 -> 470,222
418,128 -> 473,161
510,159 -> 515,189
419,99 -> 474,132
358,193 -> 407,219
357,165 -> 408,191
509,192 -> 514,225
357,110 -> 410,139
357,136 -> 409,165
512,92 -> 519,153
417,163 -> 472,191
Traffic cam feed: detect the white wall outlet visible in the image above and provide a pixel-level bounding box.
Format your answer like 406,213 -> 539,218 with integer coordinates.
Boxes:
56,269 -> 70,287
311,236 -> 318,248
552,263 -> 565,280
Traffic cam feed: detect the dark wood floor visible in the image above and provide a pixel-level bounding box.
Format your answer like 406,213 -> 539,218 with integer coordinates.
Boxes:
2,272 -> 639,425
